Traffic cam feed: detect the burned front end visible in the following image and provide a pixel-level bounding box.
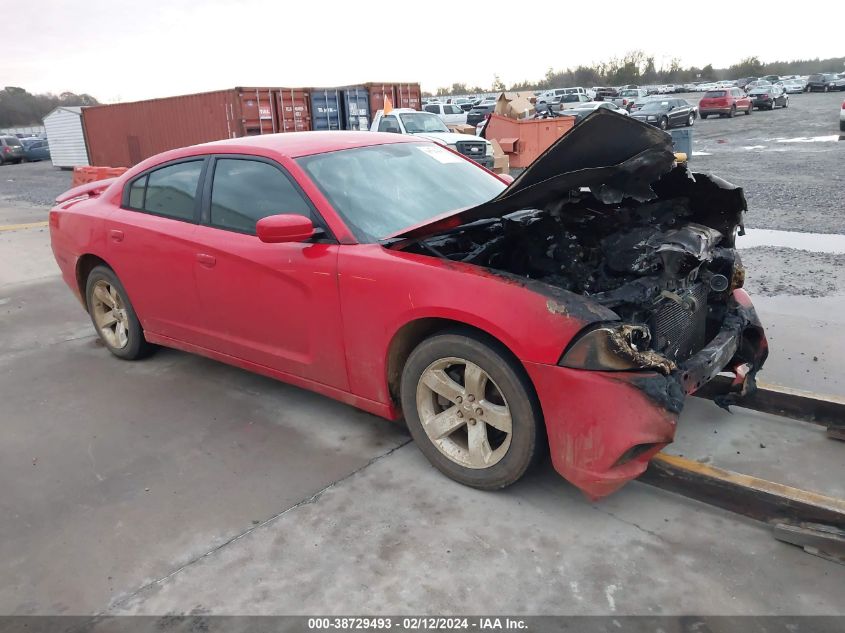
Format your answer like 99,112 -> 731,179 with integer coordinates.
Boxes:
391,110 -> 768,497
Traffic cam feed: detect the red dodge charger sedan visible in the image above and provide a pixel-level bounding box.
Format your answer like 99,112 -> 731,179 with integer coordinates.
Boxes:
50,110 -> 767,499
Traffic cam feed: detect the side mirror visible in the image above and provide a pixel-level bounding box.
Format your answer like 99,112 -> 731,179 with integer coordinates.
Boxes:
256,214 -> 314,243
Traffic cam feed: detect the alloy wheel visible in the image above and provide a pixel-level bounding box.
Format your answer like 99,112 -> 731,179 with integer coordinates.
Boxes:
90,280 -> 130,349
415,357 -> 512,469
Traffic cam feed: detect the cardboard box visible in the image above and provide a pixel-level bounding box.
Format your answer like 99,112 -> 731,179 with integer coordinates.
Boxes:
494,92 -> 535,120
490,139 -> 510,174
447,123 -> 477,135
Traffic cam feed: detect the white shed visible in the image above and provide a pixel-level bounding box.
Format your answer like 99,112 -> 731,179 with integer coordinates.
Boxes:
43,106 -> 90,168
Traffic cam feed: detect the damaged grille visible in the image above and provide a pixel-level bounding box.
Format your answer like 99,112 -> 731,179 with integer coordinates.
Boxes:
455,140 -> 486,159
651,283 -> 709,362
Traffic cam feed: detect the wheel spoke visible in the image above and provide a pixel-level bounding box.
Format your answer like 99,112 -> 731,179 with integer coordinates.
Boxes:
479,401 -> 512,434
422,368 -> 464,404
109,285 -> 121,308
423,405 -> 466,441
463,362 -> 487,397
116,321 -> 128,347
467,421 -> 493,467
99,311 -> 118,327
93,285 -> 114,308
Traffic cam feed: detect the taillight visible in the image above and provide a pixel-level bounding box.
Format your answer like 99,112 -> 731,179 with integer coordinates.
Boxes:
2,147 -> 9,153
842,100 -> 845,108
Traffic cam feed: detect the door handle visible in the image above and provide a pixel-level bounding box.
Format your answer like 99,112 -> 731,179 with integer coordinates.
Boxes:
196,253 -> 216,268
109,229 -> 124,242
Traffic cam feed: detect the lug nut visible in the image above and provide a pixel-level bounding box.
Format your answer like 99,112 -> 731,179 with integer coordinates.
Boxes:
475,407 -> 483,415
467,395 -> 475,402
456,411 -> 464,418
469,418 -> 476,425
456,396 -> 463,403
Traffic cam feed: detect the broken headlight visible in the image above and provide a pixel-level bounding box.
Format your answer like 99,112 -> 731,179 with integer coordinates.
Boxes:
559,323 -> 676,374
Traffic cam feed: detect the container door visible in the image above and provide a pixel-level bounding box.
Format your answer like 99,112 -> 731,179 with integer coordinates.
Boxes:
342,87 -> 370,131
395,83 -> 421,110
366,85 -> 396,119
310,90 -> 342,131
275,89 -> 311,132
239,89 -> 278,136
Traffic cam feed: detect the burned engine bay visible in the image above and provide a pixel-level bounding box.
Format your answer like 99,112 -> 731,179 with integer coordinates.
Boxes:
407,166 -> 745,365
390,110 -> 757,373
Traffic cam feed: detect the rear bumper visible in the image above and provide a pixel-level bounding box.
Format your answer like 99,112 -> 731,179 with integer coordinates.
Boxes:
525,289 -> 767,500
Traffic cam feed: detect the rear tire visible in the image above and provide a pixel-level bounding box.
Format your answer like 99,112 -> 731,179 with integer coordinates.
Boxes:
728,105 -> 736,118
700,113 -> 708,119
400,330 -> 543,490
840,121 -> 845,132
745,105 -> 752,115
85,265 -> 153,360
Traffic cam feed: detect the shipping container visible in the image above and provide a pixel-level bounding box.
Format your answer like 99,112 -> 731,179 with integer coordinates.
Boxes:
309,86 -> 371,131
82,87 -> 311,167
43,106 -> 89,169
342,87 -> 371,131
358,83 -> 422,119
310,89 -> 343,131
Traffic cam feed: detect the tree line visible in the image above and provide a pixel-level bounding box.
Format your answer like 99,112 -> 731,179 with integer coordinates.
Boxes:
430,53 -> 845,95
0,87 -> 99,128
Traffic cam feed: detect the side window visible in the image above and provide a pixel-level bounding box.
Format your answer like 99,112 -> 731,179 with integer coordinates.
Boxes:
378,116 -> 401,133
424,104 -> 440,114
143,161 -> 203,220
210,158 -> 311,234
128,175 -> 147,208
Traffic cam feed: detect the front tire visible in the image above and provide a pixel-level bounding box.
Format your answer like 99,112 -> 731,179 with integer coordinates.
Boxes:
85,265 -> 152,360
728,105 -> 736,118
659,116 -> 669,130
687,113 -> 695,126
400,330 -> 543,490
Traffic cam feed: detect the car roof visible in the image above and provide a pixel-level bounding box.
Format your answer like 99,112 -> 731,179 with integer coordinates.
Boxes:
194,130 -> 418,159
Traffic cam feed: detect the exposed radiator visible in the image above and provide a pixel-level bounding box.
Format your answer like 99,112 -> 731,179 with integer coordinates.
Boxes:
651,283 -> 709,362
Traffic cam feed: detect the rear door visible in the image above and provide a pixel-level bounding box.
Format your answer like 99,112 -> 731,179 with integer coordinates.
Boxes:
190,155 -> 348,389
106,158 -> 207,343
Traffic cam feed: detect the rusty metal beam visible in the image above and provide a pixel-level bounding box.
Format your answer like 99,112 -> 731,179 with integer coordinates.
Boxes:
693,375 -> 845,439
640,453 -> 845,530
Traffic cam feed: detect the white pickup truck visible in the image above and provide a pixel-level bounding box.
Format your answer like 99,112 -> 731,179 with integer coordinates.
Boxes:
371,108 -> 494,169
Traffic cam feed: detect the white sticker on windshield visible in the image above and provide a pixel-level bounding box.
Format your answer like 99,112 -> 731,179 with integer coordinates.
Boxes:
417,145 -> 464,164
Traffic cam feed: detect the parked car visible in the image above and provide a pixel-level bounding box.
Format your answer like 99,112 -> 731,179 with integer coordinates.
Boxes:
761,75 -> 780,84
372,108 -> 493,168
737,77 -> 756,89
20,137 -> 50,162
630,98 -> 696,129
698,88 -> 753,118
466,102 -> 496,127
831,74 -> 845,91
748,86 -> 789,110
782,79 -> 806,94
536,89 -> 568,110
559,101 -> 629,122
610,89 -> 648,111
806,73 -> 837,92
744,80 -> 771,92
423,103 -> 468,125
47,116 -> 767,498
0,135 -> 24,164
554,94 -> 591,111
592,87 -> 619,100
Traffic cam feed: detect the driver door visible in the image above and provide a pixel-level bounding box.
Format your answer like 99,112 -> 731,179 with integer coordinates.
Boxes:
190,156 -> 348,390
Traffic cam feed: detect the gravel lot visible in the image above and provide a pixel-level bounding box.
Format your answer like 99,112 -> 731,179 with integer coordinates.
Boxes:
688,90 -> 844,234
0,160 -> 72,209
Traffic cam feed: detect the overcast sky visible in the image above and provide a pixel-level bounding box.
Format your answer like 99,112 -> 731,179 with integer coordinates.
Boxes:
6,0 -> 843,103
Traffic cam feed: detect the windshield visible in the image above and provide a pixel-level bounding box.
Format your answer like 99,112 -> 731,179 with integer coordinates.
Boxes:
620,90 -> 638,97
399,113 -> 450,134
297,143 -> 506,242
639,101 -> 669,112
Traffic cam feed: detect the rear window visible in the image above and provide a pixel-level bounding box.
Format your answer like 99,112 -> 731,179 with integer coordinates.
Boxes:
808,74 -> 823,81
703,91 -> 726,98
2,136 -> 22,146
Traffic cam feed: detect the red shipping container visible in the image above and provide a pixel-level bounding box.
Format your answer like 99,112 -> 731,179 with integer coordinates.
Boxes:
82,87 -> 311,167
361,82 -> 422,118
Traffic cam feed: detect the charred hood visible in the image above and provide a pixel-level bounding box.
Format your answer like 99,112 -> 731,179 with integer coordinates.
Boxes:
388,109 -> 747,243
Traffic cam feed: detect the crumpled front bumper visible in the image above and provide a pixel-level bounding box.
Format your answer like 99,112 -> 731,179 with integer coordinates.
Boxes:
524,288 -> 768,500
